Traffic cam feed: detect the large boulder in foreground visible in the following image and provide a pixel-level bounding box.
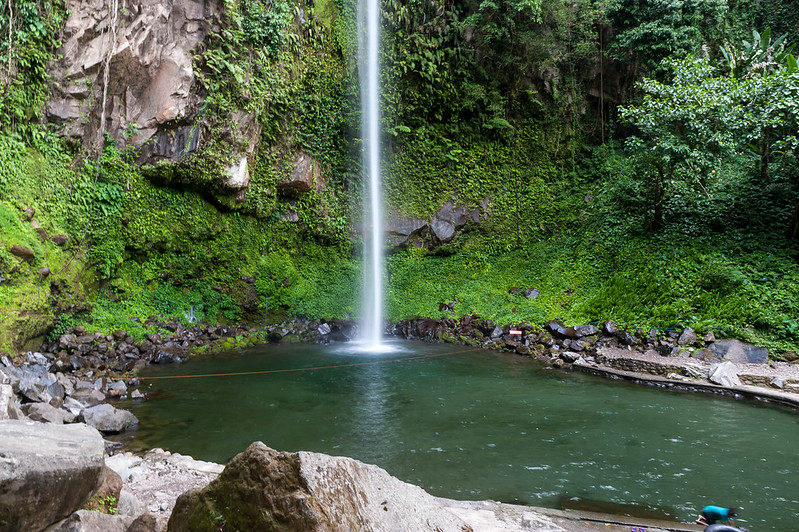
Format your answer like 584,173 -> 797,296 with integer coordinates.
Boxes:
168,442 -> 473,532
0,420 -> 105,531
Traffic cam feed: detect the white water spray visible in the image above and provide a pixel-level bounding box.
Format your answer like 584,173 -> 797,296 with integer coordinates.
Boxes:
358,0 -> 384,349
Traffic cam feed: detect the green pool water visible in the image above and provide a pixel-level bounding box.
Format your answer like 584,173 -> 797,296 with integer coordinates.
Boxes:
118,340 -> 799,530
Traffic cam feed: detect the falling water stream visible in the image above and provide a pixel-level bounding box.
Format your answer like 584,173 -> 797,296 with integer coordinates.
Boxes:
358,0 -> 383,349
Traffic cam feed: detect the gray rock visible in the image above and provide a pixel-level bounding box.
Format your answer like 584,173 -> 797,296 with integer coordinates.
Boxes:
82,404 -> 139,433
383,201 -> 485,248
602,320 -> 619,335
106,454 -> 145,483
317,323 -> 332,335
657,344 -> 677,357
116,489 -> 147,518
70,387 -> 106,407
618,331 -> 638,346
559,351 -> 581,363
677,327 -> 697,346
709,339 -> 769,364
0,420 -> 105,531
126,512 -> 168,532
770,378 -> 785,390
0,367 -> 18,388
21,402 -> 75,424
64,396 -> 87,417
491,325 -> 504,338
0,384 -> 19,420
709,361 -> 742,387
572,324 -> 599,337
682,363 -> 709,379
169,442 -> 471,532
48,509 -> 135,532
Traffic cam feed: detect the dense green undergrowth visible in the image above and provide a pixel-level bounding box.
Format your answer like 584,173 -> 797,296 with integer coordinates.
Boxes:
1,0 -> 798,357
385,234 -> 799,355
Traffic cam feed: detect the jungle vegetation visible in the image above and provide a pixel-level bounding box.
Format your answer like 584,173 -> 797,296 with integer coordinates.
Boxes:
0,0 -> 798,355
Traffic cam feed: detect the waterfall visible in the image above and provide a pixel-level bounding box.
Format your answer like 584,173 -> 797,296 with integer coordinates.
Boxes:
358,0 -> 383,349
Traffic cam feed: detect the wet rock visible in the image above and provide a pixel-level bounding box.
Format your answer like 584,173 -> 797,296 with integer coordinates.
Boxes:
82,404 -> 139,433
152,349 -> 180,364
329,323 -> 356,342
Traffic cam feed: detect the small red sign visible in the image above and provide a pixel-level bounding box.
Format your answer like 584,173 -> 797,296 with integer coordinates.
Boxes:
509,329 -> 522,335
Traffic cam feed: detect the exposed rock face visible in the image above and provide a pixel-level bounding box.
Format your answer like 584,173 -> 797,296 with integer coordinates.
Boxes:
0,420 -> 105,531
709,339 -> 769,364
46,0 -> 261,200
384,199 -> 488,248
278,152 -> 325,195
48,0 -> 218,149
168,442 -> 472,532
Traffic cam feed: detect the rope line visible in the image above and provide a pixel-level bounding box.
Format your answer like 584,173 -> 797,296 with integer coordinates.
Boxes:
136,346 -> 485,381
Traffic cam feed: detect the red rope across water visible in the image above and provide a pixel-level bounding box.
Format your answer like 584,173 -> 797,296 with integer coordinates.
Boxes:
136,346 -> 485,381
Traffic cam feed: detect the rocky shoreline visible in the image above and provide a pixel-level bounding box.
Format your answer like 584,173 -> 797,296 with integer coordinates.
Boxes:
1,315 -> 796,531
2,313 -> 798,454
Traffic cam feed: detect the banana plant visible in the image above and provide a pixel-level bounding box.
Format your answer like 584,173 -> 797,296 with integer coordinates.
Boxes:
720,28 -> 796,78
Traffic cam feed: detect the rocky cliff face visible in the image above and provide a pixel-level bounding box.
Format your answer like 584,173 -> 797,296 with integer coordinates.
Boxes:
48,0 -> 217,151
46,0 -> 261,201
